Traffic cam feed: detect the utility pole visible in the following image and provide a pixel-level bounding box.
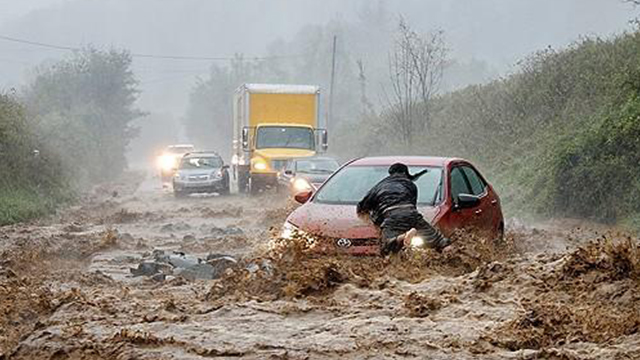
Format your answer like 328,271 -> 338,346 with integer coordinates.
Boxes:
328,35 -> 337,132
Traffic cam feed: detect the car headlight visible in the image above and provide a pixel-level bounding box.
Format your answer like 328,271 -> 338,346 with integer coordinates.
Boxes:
409,236 -> 425,248
280,221 -> 299,239
159,155 -> 176,171
293,178 -> 312,192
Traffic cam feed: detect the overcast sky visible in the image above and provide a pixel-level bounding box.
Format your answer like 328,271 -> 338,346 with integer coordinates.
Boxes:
0,0 -> 636,114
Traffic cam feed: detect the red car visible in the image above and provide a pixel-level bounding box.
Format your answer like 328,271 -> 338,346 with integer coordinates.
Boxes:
282,156 -> 504,255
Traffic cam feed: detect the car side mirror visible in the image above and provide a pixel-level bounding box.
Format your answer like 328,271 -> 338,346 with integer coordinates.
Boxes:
284,170 -> 294,176
456,193 -> 481,209
321,129 -> 328,152
294,190 -> 313,204
221,165 -> 230,170
242,127 -> 249,151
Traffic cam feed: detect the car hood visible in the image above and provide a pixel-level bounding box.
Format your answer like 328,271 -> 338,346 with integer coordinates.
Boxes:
177,168 -> 219,176
287,202 -> 440,239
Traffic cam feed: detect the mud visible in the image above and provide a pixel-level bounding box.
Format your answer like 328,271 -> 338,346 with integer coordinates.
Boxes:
1,173 -> 639,359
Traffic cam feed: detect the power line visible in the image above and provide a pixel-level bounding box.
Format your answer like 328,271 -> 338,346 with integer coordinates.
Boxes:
0,34 -> 303,61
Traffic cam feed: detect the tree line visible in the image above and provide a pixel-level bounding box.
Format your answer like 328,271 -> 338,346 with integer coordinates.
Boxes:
0,48 -> 142,224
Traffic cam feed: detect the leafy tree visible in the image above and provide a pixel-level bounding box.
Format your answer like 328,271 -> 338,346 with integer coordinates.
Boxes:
24,47 -> 143,185
385,19 -> 447,148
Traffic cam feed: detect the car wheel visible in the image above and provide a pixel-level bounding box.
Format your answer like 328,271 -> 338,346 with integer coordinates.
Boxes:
493,223 -> 505,243
249,177 -> 260,195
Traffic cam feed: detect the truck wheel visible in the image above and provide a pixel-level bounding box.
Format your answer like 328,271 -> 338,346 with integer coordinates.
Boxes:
237,171 -> 249,194
249,177 -> 261,195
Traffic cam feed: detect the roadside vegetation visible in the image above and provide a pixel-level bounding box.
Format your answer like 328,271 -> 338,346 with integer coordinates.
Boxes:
0,48 -> 142,225
411,31 -> 640,227
0,93 -> 68,225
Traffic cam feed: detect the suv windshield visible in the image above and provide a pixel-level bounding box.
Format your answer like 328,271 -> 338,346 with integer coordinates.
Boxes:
297,159 -> 339,174
256,126 -> 314,150
179,156 -> 222,169
315,165 -> 443,205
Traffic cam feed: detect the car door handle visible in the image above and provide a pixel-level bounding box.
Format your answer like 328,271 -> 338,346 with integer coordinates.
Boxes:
475,209 -> 483,215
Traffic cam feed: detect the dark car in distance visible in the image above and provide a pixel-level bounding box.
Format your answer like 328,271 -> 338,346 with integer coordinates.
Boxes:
277,156 -> 340,195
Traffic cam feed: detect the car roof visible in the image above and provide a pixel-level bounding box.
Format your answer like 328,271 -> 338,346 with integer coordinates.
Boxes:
183,151 -> 221,158
168,144 -> 194,148
348,156 -> 464,167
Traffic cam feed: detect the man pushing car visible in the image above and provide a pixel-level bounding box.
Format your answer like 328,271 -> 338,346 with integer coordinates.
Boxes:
357,163 -> 451,256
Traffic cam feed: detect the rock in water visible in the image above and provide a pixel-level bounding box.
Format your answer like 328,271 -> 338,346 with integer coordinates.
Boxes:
130,262 -> 163,277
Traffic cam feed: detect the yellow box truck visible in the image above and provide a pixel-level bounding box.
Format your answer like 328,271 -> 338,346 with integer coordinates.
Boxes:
232,84 -> 327,194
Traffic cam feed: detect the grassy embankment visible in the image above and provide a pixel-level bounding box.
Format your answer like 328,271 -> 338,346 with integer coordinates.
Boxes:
0,94 -> 69,225
420,31 -> 640,229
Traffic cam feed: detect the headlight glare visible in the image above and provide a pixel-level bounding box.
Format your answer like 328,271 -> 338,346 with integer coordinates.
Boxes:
159,155 -> 176,171
253,159 -> 268,171
293,178 -> 312,191
280,221 -> 298,239
410,236 -> 425,248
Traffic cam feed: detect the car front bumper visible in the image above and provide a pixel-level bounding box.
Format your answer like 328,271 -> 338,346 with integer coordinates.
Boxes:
173,178 -> 225,192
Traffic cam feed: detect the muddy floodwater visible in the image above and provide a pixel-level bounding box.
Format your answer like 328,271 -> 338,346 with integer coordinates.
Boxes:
1,173 -> 639,359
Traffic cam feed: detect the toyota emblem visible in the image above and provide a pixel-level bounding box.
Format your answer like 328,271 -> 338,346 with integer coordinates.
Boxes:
336,238 -> 352,248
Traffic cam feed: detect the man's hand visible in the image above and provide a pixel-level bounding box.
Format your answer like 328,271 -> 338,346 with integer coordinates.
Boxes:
400,228 -> 417,247
357,211 -> 370,222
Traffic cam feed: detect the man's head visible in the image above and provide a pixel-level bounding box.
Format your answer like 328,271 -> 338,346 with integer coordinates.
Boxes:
388,163 -> 410,177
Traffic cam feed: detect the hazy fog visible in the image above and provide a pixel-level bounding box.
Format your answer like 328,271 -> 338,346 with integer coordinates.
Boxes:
0,0 -> 634,113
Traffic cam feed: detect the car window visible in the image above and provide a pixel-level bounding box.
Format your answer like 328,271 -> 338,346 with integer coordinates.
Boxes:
285,161 -> 294,172
461,166 -> 486,196
296,159 -> 339,174
179,156 -> 222,169
450,167 -> 471,199
315,165 -> 443,205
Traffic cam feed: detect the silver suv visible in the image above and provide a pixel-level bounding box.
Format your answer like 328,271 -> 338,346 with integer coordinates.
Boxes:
172,152 -> 230,197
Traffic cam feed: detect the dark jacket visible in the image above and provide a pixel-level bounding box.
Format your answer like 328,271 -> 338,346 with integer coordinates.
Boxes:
356,173 -> 418,226
357,172 -> 450,253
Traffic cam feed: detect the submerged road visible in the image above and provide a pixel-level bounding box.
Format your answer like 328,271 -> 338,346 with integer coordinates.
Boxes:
0,172 -> 638,359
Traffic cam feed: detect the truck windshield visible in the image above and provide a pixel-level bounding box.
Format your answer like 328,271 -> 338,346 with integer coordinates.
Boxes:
256,126 -> 314,150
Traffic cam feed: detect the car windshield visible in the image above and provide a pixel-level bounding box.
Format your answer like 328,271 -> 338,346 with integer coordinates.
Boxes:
256,126 -> 314,150
314,165 -> 443,205
296,159 -> 339,174
179,156 -> 222,169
